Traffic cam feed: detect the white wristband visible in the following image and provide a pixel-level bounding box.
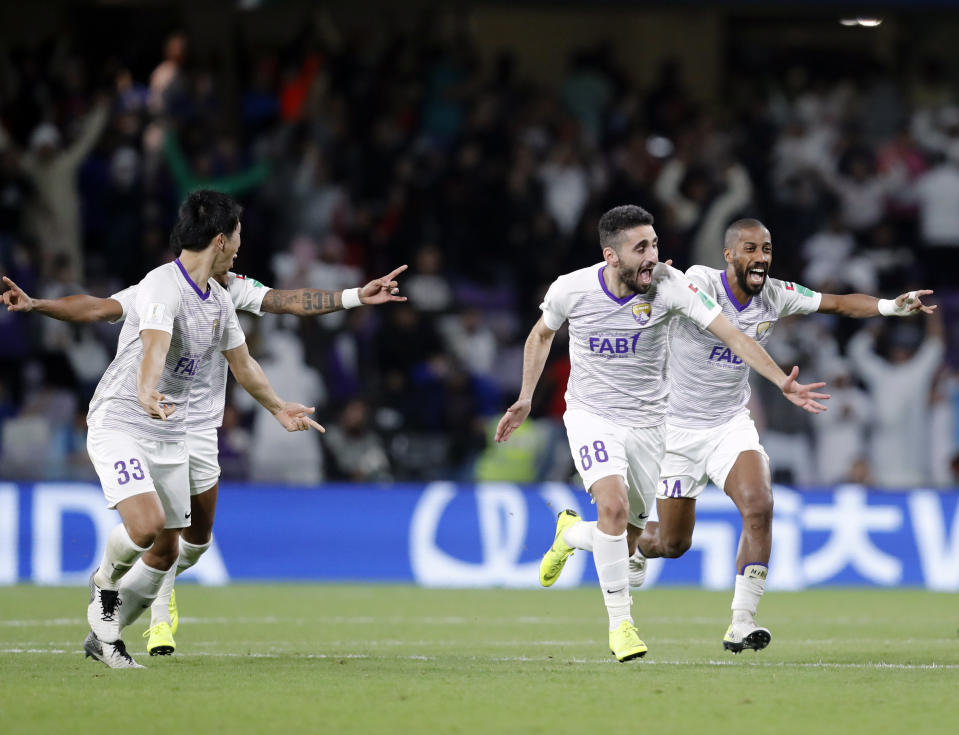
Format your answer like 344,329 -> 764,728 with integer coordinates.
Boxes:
877,298 -> 897,316
878,292 -> 916,317
341,287 -> 362,309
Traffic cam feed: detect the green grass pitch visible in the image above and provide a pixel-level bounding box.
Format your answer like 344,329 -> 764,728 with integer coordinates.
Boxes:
1,585 -> 957,734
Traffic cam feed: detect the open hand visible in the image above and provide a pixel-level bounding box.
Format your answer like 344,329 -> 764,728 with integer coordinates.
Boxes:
494,399 -> 532,442
138,389 -> 175,420
894,289 -> 936,315
359,265 -> 408,305
2,276 -> 33,312
780,366 -> 830,415
275,402 -> 325,433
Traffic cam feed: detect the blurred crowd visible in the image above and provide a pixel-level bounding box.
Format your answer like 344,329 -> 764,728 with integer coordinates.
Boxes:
0,9 -> 957,488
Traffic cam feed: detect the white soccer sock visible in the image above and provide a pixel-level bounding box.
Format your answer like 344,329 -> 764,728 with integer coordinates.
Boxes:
117,559 -> 170,630
176,537 -> 211,575
593,529 -> 631,631
93,524 -> 150,590
731,563 -> 768,621
563,520 -> 595,551
147,537 -> 211,626
149,565 -> 178,627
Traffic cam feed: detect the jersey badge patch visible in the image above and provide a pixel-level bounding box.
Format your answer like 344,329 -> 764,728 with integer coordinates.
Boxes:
236,274 -> 264,288
756,321 -> 772,338
146,303 -> 165,323
632,302 -> 651,326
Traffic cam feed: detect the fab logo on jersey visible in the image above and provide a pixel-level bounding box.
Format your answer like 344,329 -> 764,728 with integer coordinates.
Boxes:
631,302 -> 651,326
588,332 -> 644,356
174,355 -> 200,376
708,344 -> 743,365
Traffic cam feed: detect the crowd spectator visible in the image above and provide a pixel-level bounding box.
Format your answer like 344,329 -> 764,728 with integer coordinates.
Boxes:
0,7 -> 956,487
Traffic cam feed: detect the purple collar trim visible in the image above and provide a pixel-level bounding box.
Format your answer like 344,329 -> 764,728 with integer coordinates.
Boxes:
598,265 -> 635,306
721,271 -> 751,312
175,258 -> 211,301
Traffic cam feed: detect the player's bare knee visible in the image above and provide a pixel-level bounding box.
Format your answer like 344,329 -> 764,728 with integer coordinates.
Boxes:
662,535 -> 692,558
596,496 -> 629,531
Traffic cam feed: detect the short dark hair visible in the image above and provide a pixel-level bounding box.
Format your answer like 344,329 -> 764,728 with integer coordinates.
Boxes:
170,189 -> 242,253
598,205 -> 654,251
724,218 -> 768,250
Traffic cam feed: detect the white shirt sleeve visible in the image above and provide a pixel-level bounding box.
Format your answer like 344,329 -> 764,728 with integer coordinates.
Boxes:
227,272 -> 271,316
107,285 -> 137,324
135,269 -> 180,334
660,264 -> 722,329
539,274 -> 572,331
684,265 -> 719,300
219,300 -> 246,352
767,276 -> 822,317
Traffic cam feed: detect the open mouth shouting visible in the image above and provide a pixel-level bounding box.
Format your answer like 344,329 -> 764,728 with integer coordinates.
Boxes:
745,264 -> 767,290
637,263 -> 655,289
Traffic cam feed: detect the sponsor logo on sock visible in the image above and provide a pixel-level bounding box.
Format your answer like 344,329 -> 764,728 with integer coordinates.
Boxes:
605,587 -> 625,595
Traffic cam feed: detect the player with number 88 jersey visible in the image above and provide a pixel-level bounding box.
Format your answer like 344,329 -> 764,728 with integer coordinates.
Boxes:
494,205 -> 829,663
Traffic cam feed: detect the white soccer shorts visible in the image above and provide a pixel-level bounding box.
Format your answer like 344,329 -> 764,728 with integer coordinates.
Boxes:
563,408 -> 666,528
659,410 -> 769,499
87,428 -> 190,529
186,428 -> 221,494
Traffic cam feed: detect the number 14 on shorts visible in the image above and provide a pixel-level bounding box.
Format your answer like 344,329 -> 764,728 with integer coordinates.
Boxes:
579,441 -> 609,470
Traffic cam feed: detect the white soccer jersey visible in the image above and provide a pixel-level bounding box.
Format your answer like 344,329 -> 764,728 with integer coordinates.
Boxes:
109,271 -> 271,433
541,262 -> 721,428
88,261 -> 246,441
666,266 -> 822,428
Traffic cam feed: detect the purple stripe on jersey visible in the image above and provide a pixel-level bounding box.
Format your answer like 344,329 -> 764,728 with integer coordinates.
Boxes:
175,258 -> 211,301
598,265 -> 635,306
721,271 -> 751,312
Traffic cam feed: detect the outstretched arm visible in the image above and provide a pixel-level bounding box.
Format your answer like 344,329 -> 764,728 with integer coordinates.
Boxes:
818,289 -> 936,318
222,341 -> 324,433
259,265 -> 408,316
2,276 -> 122,322
495,316 -> 557,442
707,313 -> 829,414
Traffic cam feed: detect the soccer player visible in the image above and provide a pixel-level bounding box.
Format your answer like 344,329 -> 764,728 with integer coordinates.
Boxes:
2,261 -> 405,658
633,218 -> 935,653
71,190 -> 319,668
494,205 -> 828,662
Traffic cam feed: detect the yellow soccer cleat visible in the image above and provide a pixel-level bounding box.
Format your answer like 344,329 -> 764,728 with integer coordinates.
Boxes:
539,510 -> 581,587
609,620 -> 648,662
169,589 -> 179,636
144,622 -> 176,656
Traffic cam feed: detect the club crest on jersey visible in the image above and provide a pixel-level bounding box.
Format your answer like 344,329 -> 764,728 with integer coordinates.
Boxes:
212,318 -> 220,339
632,302 -> 651,325
756,321 -> 772,338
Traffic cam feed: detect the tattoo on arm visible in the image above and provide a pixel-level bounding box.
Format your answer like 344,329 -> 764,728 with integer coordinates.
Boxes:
262,288 -> 343,315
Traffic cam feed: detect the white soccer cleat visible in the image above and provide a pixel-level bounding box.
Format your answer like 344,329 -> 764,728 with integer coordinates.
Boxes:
723,617 -> 771,654
84,631 -> 145,669
87,572 -> 122,644
628,548 -> 647,588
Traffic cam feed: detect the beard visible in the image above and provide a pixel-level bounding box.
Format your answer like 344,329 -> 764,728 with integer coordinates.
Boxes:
618,263 -> 654,294
734,262 -> 767,296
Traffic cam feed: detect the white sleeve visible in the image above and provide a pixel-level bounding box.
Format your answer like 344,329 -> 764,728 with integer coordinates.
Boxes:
684,265 -> 719,300
768,277 -> 822,317
662,266 -> 722,329
135,270 -> 180,334
220,300 -> 246,352
107,285 -> 137,324
227,272 -> 271,317
539,275 -> 571,331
